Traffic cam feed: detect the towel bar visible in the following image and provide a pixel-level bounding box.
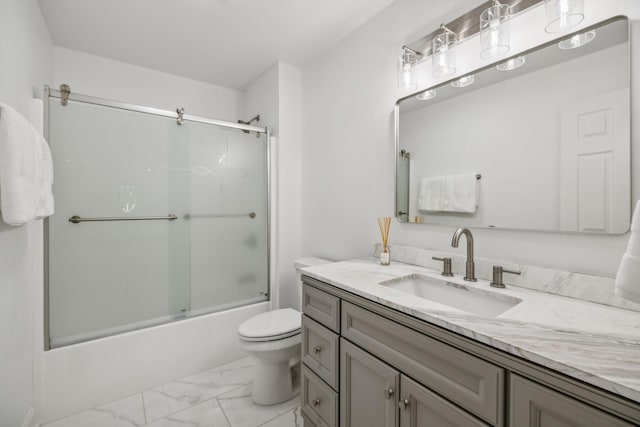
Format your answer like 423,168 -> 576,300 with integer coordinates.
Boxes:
184,212 -> 256,219
68,214 -> 178,224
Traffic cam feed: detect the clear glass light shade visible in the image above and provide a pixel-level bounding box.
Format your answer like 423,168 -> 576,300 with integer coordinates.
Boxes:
451,74 -> 475,88
558,30 -> 596,49
480,3 -> 511,59
432,32 -> 457,78
416,89 -> 437,101
544,0 -> 584,33
496,55 -> 526,71
397,57 -> 417,92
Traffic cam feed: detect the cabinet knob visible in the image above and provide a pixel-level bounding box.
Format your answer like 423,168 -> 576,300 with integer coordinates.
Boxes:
313,346 -> 322,354
312,398 -> 321,407
398,398 -> 410,410
383,388 -> 395,399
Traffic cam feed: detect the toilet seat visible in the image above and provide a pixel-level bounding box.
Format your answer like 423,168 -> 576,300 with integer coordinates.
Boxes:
238,308 -> 301,342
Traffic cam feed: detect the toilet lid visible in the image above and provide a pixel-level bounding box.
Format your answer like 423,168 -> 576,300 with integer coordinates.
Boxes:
238,308 -> 301,341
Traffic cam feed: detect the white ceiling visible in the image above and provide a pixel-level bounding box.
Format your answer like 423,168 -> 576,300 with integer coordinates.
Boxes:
37,0 -> 397,89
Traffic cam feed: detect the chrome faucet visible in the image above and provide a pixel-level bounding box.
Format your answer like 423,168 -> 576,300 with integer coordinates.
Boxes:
451,227 -> 477,282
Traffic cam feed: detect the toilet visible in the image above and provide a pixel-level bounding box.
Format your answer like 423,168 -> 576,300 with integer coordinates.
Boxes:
238,257 -> 330,405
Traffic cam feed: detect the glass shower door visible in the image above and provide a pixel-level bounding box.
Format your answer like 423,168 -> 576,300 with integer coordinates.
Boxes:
46,93 -> 271,349
186,122 -> 269,313
47,100 -> 191,347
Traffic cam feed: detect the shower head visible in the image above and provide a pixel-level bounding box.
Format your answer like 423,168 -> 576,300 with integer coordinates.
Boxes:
237,114 -> 260,133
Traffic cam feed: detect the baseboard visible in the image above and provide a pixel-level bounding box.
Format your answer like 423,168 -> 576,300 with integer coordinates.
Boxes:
21,406 -> 38,427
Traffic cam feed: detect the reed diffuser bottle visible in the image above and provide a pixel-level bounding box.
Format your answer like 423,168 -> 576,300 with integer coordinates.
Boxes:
377,217 -> 391,265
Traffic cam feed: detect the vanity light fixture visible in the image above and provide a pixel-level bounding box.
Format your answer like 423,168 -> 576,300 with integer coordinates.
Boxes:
416,89 -> 437,101
544,0 -> 584,33
432,24 -> 458,78
496,55 -> 526,71
558,30 -> 596,49
398,0 -> 547,90
480,0 -> 511,59
398,46 -> 422,92
451,74 -> 475,88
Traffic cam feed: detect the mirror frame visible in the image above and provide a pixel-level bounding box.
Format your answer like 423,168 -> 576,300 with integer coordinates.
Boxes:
394,15 -> 631,234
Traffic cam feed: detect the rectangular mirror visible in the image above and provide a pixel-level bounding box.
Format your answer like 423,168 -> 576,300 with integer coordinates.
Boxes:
396,17 -> 630,234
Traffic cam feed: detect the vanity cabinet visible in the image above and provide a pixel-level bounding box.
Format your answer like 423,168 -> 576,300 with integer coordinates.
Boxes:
300,277 -> 640,427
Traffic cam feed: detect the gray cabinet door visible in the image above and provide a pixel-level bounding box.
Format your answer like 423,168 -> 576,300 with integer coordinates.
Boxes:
341,338 -> 400,427
399,375 -> 488,427
510,375 -> 635,427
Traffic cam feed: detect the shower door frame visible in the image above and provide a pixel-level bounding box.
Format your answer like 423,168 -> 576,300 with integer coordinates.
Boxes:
42,85 -> 272,350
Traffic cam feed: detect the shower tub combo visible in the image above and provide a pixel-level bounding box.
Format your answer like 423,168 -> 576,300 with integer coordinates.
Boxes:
39,85 -> 273,421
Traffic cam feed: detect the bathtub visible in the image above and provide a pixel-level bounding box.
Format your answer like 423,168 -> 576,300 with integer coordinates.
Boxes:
35,301 -> 269,423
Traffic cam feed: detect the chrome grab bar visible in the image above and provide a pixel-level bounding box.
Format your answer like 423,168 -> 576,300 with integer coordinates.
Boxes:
69,214 -> 178,224
184,212 -> 256,219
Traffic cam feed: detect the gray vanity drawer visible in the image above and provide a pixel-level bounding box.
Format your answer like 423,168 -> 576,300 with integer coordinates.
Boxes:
302,283 -> 340,333
510,375 -> 635,427
302,315 -> 339,389
341,301 -> 504,426
302,364 -> 339,427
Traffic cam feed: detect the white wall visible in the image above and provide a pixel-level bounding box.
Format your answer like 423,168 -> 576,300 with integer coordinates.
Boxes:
276,63 -> 303,309
53,47 -> 243,122
0,1 -> 52,426
301,0 -> 640,277
244,62 -> 303,310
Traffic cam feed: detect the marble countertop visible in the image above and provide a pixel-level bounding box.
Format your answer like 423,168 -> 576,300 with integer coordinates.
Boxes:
301,258 -> 640,403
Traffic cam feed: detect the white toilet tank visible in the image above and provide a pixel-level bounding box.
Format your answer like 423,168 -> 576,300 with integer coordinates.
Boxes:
294,257 -> 331,309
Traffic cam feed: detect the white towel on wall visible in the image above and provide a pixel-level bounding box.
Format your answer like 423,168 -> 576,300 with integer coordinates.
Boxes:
418,176 -> 445,211
615,199 -> 640,303
418,174 -> 478,214
615,253 -> 640,303
443,174 -> 478,213
626,203 -> 640,258
0,103 -> 54,225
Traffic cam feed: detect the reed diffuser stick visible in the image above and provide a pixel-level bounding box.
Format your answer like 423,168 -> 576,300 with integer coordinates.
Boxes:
377,216 -> 391,248
377,217 -> 391,265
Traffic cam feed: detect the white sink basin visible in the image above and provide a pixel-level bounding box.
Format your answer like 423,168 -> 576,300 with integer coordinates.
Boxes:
379,274 -> 521,318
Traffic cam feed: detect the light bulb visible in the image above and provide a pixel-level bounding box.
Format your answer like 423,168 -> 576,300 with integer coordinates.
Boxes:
416,90 -> 437,101
544,0 -> 584,33
496,56 -> 526,71
480,2 -> 510,59
432,29 -> 457,78
558,30 -> 596,49
402,69 -> 412,89
451,75 -> 475,88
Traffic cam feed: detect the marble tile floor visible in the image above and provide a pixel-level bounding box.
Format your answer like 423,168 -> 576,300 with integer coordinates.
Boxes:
44,357 -> 303,427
